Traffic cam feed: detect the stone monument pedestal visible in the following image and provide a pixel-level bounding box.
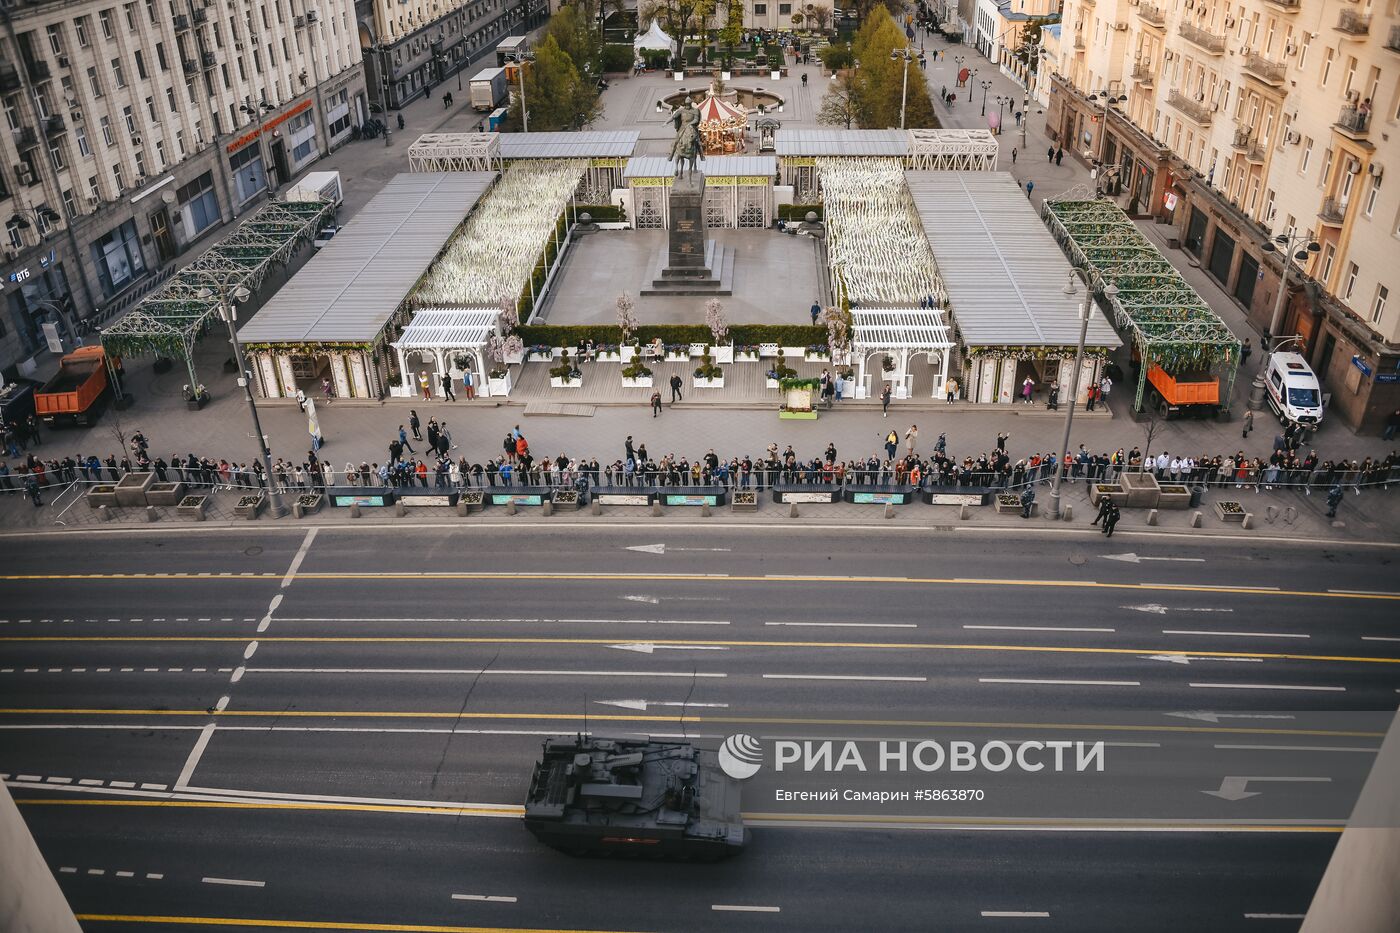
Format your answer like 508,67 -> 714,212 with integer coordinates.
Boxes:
640,172 -> 733,296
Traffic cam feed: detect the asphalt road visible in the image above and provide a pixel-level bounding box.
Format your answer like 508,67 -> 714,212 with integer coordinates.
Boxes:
2,525 -> 1398,932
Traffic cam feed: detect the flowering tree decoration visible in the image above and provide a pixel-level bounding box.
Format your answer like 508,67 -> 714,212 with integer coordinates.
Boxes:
821,305 -> 852,361
616,292 -> 638,346
497,295 -> 520,334
704,298 -> 729,346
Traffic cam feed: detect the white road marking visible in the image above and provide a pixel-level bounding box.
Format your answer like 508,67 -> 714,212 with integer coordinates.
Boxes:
115,871 -> 134,878
87,869 -> 105,876
230,667 -> 246,683
139,783 -> 167,791
1163,630 -> 1308,639
59,867 -> 77,873
202,877 -> 265,888
980,911 -> 1050,918
1328,589 -> 1400,596
1244,914 -> 1306,920
146,873 -> 164,880
1214,744 -> 1378,754
79,779 -> 104,786
711,905 -> 780,913
1102,552 -> 1204,563
109,781 -> 135,788
176,723 -> 219,789
282,528 -> 317,587
627,543 -> 731,554
214,695 -> 230,711
16,775 -> 40,781
1123,604 -> 1234,614
595,699 -> 729,710
965,625 -> 1115,632
763,674 -> 927,682
451,894 -> 517,903
979,678 -> 1140,687
243,641 -> 259,659
1167,712 -> 1297,723
245,668 -> 728,678
1141,654 -> 1263,665
1189,683 -> 1345,692
282,616 -> 733,626
45,776 -> 72,784
1203,776 -> 1333,801
1360,636 -> 1400,642
768,621 -> 918,629
608,643 -> 728,653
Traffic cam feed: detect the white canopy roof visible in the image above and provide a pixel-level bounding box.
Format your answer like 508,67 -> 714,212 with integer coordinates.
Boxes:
633,21 -> 676,53
851,308 -> 954,352
394,308 -> 500,350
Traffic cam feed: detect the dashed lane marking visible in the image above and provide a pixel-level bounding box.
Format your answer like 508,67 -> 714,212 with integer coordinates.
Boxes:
73,915 -> 639,932
450,894 -> 518,903
202,877 -> 266,888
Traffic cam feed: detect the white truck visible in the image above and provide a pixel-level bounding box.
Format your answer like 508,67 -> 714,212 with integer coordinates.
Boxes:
469,67 -> 508,112
495,35 -> 530,67
1264,351 -> 1325,427
283,170 -> 343,208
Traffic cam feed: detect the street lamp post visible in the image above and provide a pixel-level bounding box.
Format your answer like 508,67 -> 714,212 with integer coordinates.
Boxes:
512,49 -> 536,132
890,48 -> 914,129
240,97 -> 277,193
1019,42 -> 1045,150
378,45 -> 394,147
195,278 -> 286,519
1248,232 -> 1321,410
1087,90 -> 1127,192
1048,270 -> 1118,520
979,79 -> 993,116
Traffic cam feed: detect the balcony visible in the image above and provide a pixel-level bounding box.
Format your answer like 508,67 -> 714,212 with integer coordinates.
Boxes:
11,125 -> 37,149
181,59 -> 199,76
1318,197 -> 1347,226
24,58 -> 51,81
1073,35 -> 1086,50
1179,22 -> 1226,54
42,114 -> 64,136
1081,0 -> 1094,6
1261,0 -> 1300,9
1335,10 -> 1370,37
173,14 -> 190,30
1137,3 -> 1166,27
1242,51 -> 1287,87
1334,106 -> 1371,140
192,7 -> 207,23
1388,25 -> 1400,55
1131,61 -> 1155,86
201,51 -> 217,68
1167,90 -> 1213,125
0,61 -> 20,92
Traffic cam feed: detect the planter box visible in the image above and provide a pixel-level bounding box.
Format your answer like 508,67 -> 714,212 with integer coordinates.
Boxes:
782,346 -> 807,359
87,485 -> 119,508
731,490 -> 758,512
770,70 -> 781,80
145,481 -> 187,506
487,373 -> 512,397
176,494 -> 209,520
993,494 -> 1023,514
766,377 -> 780,389
550,376 -> 582,388
233,494 -> 265,519
552,490 -> 581,511
759,343 -> 780,357
114,471 -> 155,507
880,369 -> 900,380
805,352 -> 831,362
596,351 -> 621,362
665,351 -> 689,362
1089,483 -> 1125,506
712,345 -> 734,364
779,409 -> 818,420
460,489 -> 485,513
736,351 -> 760,363
1157,484 -> 1192,510
1214,500 -> 1246,523
721,70 -> 732,81
1120,471 -> 1161,508
621,375 -> 653,388
502,348 -> 525,365
689,343 -> 709,357
692,376 -> 725,388
294,493 -> 323,516
526,350 -> 553,362
674,71 -> 684,81
620,346 -> 638,363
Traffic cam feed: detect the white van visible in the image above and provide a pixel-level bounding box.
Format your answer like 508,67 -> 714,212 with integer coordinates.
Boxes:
1264,351 -> 1325,426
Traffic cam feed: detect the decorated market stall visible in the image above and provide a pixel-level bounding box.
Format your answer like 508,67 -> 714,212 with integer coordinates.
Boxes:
622,155 -> 776,229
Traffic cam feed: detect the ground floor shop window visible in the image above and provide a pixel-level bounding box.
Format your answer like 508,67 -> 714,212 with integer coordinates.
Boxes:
90,220 -> 146,296
177,171 -> 221,238
230,143 -> 267,203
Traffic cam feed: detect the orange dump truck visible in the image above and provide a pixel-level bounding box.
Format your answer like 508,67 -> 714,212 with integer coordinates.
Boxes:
35,345 -> 109,426
1145,364 -> 1221,419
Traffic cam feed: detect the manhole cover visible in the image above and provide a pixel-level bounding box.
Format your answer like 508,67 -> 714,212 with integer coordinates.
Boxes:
1068,554 -> 1087,566
244,546 -> 263,556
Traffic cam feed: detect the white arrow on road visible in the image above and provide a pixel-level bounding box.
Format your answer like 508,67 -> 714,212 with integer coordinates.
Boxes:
625,544 -> 732,555
1141,654 -> 1263,665
1103,553 -> 1207,564
1166,711 -> 1297,723
621,595 -> 727,605
595,699 -> 730,711
608,643 -> 729,654
1202,775 -> 1332,801
1123,604 -> 1235,614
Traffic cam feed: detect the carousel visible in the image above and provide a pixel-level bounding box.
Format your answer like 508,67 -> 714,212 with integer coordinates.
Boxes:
697,84 -> 748,154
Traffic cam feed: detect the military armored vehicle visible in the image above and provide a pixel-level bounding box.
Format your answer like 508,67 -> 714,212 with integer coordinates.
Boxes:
523,735 -> 748,859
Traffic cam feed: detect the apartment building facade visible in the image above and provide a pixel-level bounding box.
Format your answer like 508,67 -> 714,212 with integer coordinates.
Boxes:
356,0 -> 546,112
0,0 -> 367,379
1045,0 -> 1399,432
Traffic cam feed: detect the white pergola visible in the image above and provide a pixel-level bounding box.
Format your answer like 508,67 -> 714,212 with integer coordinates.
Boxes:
851,307 -> 954,400
407,133 -> 502,173
906,128 -> 999,171
391,307 -> 501,398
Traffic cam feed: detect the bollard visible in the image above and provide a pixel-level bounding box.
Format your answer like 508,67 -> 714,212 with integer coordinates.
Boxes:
1190,510 -> 1202,528
1242,512 -> 1254,529
506,500 -> 517,516
456,502 -> 467,517
1146,509 -> 1158,526
1062,504 -> 1073,522
144,506 -> 158,523
701,502 -> 711,516
349,504 -> 361,518
959,503 -> 969,521
293,502 -> 305,519
651,501 -> 662,517
884,503 -> 895,519
590,499 -> 602,515
789,502 -> 799,518
542,500 -> 553,516
395,501 -> 406,517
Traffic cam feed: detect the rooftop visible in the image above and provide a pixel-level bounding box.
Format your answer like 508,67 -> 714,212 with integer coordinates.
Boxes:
623,155 -> 777,180
498,130 -> 640,159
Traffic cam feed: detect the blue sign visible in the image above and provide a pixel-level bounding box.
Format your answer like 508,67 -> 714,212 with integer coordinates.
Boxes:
1376,373 -> 1400,384
1352,355 -> 1373,376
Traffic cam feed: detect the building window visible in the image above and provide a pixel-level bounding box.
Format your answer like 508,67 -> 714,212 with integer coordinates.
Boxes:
154,138 -> 166,167
75,125 -> 90,157
87,66 -> 103,98
100,115 -> 114,146
229,143 -> 267,202
1320,243 -> 1335,282
176,128 -> 185,156
146,95 -> 156,122
123,2 -> 136,31
1343,262 -> 1358,299
99,9 -> 114,40
112,59 -> 126,89
90,218 -> 146,295
1366,174 -> 1381,216
156,41 -> 168,71
292,138 -> 313,162
75,18 -> 90,48
1320,149 -> 1333,189
123,105 -> 135,135
48,142 -> 65,170
111,163 -> 124,191
6,220 -> 24,250
62,188 -> 77,217
753,2 -> 766,12
1299,138 -> 1312,175
778,2 -> 791,12
176,171 -> 220,237
166,86 -> 177,113
46,24 -> 64,55
135,49 -> 147,80
1320,47 -> 1334,88
134,149 -> 145,178
87,174 -> 100,201
1374,285 -> 1389,324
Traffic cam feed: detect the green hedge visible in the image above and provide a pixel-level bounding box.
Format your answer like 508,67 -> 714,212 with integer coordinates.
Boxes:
601,43 -> 634,73
576,204 -> 623,222
779,204 -> 823,221
516,323 -> 827,347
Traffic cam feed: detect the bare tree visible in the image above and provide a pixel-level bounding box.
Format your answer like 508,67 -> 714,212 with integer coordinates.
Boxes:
809,3 -> 832,30
818,76 -> 861,129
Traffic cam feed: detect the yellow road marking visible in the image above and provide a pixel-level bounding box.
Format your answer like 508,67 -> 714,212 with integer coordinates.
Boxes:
0,709 -> 1383,737
2,634 -> 1396,666
1,569 -> 1398,602
74,914 -> 642,933
27,800 -> 1344,834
